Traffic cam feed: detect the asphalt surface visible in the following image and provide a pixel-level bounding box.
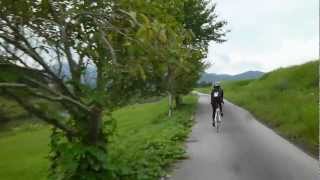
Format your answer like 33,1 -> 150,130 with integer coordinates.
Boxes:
170,93 -> 318,180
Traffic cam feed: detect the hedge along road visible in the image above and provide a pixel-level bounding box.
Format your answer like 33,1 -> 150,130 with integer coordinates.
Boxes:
169,93 -> 318,180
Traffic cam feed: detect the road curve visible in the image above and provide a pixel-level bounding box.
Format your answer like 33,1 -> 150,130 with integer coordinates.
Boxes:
170,93 -> 318,180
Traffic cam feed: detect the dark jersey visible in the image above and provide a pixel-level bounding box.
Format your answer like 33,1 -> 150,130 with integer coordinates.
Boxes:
211,87 -> 224,106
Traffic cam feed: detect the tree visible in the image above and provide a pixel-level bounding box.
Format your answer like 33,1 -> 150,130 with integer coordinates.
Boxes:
171,0 -> 228,109
116,0 -> 228,116
182,0 -> 228,48
116,0 -> 192,117
0,0 -> 163,179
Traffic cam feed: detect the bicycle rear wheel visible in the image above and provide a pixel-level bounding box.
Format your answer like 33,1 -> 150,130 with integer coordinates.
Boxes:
215,110 -> 220,133
216,119 -> 220,133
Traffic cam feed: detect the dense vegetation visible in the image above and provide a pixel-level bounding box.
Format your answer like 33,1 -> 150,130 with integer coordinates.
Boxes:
0,0 -> 227,179
198,61 -> 318,155
0,95 -> 197,180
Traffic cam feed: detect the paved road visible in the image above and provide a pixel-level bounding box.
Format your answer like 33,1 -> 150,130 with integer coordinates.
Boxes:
170,93 -> 318,180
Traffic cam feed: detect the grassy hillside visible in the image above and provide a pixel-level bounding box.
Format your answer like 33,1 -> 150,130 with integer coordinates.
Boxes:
222,61 -> 318,155
0,95 -> 197,180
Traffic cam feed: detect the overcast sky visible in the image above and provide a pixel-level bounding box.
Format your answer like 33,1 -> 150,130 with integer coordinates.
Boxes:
205,0 -> 319,75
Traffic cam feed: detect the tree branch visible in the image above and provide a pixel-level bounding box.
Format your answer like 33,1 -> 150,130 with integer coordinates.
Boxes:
0,81 -> 91,114
3,89 -> 78,137
0,16 -> 79,101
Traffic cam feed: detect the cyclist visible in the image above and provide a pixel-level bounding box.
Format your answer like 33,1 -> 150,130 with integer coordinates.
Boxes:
211,82 -> 224,127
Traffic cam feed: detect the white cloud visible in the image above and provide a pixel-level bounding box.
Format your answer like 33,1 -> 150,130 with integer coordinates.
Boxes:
206,0 -> 318,74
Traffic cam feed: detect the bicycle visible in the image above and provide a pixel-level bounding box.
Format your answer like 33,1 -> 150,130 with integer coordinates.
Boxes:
214,107 -> 222,133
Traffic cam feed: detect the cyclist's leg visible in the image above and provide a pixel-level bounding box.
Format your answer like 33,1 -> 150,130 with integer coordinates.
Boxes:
212,105 -> 216,126
219,102 -> 223,116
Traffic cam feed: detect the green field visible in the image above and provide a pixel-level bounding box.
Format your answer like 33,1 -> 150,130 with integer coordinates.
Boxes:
197,61 -> 318,155
0,95 -> 198,180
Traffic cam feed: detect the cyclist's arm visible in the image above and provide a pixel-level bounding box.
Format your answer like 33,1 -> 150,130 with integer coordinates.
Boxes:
221,89 -> 224,103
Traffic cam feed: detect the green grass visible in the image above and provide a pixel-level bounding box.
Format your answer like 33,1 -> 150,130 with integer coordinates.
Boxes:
0,95 -> 198,180
0,127 -> 50,180
201,61 -> 318,155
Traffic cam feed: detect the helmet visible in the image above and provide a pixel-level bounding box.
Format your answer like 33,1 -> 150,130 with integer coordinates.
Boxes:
212,81 -> 221,88
212,82 -> 220,88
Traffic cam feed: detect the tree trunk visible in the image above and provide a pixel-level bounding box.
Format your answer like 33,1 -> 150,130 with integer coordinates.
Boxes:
175,94 -> 182,108
167,64 -> 176,117
168,92 -> 173,117
88,105 -> 103,145
49,108 -> 109,180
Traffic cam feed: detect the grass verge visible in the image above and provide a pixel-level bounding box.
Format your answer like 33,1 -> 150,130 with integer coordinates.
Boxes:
0,95 -> 198,180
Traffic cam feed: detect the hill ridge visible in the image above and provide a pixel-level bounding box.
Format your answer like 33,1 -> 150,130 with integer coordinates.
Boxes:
199,70 -> 264,83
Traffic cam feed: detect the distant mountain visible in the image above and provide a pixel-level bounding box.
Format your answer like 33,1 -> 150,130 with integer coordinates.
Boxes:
199,71 -> 264,83
232,71 -> 265,80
